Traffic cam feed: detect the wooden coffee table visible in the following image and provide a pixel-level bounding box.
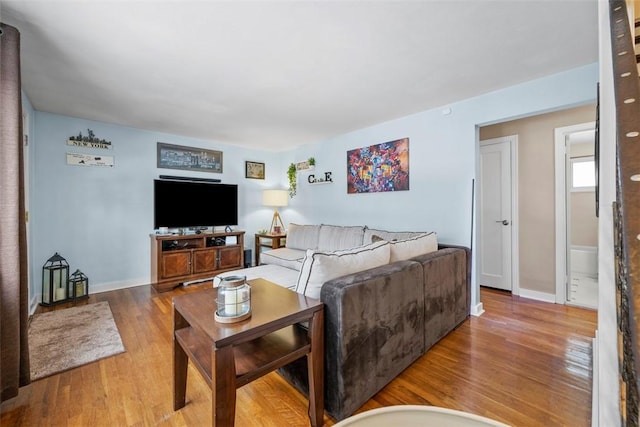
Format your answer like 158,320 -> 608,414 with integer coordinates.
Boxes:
173,278 -> 324,426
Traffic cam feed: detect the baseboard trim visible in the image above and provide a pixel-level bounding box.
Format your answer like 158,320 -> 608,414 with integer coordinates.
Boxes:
471,302 -> 485,317
30,294 -> 39,315
519,288 -> 557,303
90,278 -> 148,294
31,278 -> 149,311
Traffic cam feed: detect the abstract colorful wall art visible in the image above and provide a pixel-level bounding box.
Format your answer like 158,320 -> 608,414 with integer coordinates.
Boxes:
347,138 -> 409,194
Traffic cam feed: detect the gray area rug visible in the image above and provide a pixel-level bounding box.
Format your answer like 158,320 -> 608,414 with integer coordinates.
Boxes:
29,301 -> 125,380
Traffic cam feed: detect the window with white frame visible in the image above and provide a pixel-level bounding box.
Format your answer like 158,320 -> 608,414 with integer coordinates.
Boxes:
570,156 -> 596,191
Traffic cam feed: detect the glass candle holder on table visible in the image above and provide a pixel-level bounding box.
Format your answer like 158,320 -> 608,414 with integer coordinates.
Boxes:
215,276 -> 251,323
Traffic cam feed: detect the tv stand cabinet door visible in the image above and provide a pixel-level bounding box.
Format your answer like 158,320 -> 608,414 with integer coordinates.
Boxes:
161,251 -> 191,279
218,246 -> 241,270
193,248 -> 218,274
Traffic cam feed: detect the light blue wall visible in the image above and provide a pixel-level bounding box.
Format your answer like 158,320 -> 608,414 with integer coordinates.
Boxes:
29,63 -> 598,306
286,63 -> 598,242
30,114 -> 286,296
283,63 -> 598,311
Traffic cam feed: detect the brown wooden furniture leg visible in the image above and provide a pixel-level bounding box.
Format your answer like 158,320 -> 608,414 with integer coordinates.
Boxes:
254,234 -> 260,266
173,339 -> 188,410
212,345 -> 237,426
307,309 -> 324,427
173,311 -> 189,410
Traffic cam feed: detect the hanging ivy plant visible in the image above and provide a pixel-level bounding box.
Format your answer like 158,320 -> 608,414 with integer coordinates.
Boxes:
287,163 -> 297,198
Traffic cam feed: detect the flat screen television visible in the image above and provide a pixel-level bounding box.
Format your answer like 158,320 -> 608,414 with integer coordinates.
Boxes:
154,179 -> 238,229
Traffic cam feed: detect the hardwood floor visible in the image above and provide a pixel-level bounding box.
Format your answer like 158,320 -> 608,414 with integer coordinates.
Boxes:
1,284 -> 597,426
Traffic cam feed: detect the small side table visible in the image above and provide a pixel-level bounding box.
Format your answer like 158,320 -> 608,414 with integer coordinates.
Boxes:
173,279 -> 324,427
254,233 -> 287,265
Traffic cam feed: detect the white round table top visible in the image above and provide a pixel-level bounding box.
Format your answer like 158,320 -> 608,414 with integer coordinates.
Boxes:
333,405 -> 511,427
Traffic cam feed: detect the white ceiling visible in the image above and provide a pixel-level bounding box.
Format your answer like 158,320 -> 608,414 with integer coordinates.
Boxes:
0,0 -> 598,151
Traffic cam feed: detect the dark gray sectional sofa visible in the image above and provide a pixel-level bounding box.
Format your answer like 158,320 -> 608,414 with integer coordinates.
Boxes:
216,224 -> 470,421
276,243 -> 470,421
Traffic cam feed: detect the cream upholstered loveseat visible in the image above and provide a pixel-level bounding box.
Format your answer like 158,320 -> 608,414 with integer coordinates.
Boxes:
216,224 -> 470,421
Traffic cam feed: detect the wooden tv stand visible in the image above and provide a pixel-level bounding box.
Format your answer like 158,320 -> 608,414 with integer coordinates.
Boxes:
150,231 -> 245,293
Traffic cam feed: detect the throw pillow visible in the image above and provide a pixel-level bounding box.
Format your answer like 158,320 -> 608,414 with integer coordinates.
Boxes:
389,232 -> 438,262
364,227 -> 425,244
295,240 -> 391,299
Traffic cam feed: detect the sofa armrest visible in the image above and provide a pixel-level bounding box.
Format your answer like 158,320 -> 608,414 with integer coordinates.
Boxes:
437,243 -> 471,290
412,247 -> 470,349
319,260 -> 424,420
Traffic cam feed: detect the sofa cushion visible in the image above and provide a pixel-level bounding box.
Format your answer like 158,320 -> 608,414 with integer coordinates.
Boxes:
317,225 -> 366,252
259,247 -> 306,271
364,228 -> 426,244
286,224 -> 321,250
389,232 -> 438,262
213,264 -> 300,290
295,240 -> 391,299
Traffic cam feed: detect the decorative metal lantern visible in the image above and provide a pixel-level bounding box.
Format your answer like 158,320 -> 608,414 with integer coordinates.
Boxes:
68,269 -> 89,301
215,276 -> 251,323
41,252 -> 70,306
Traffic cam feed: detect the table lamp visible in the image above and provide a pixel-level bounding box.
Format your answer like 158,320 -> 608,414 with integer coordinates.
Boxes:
262,189 -> 288,235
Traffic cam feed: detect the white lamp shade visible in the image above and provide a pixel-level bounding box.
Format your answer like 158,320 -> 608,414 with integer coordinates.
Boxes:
263,190 -> 289,207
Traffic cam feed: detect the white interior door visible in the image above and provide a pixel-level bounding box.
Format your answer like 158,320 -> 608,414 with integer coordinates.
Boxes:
479,138 -> 513,291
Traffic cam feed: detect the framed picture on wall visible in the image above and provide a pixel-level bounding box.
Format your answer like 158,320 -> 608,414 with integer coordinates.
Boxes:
245,161 -> 265,179
157,142 -> 223,173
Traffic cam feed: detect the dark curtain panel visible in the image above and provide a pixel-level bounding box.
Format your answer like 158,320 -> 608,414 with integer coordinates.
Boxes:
0,22 -> 30,402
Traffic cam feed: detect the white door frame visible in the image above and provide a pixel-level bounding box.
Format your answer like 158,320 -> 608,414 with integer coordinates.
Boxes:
22,110 -> 32,310
478,135 -> 519,295
554,122 -> 596,304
